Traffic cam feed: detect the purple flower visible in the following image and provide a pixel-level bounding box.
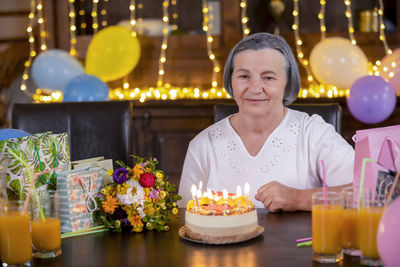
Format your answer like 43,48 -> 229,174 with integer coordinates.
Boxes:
113,167 -> 128,184
97,193 -> 104,198
149,189 -> 160,199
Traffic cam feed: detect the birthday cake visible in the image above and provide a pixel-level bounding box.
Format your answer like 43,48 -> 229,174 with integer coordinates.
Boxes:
184,190 -> 258,243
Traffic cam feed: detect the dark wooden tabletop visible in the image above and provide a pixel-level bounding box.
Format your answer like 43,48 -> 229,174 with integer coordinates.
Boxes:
31,209 -> 362,267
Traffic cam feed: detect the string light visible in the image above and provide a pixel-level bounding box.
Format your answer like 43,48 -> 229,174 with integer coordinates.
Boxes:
37,0 -> 47,51
377,0 -> 391,55
240,1 -> 250,38
92,0 -> 99,33
171,0 -> 178,31
292,0 -> 315,84
344,0 -> 356,45
79,0 -> 86,31
202,0 -> 221,88
318,0 -> 326,40
100,0 -> 108,27
68,0 -> 77,56
129,0 -> 137,35
20,0 -> 37,92
157,0 -> 170,87
137,2 -> 144,35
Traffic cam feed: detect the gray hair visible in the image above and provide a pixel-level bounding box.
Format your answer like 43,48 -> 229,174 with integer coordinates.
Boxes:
223,32 -> 300,106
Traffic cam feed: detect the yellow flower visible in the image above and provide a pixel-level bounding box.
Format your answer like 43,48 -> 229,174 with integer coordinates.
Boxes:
100,188 -> 107,195
155,171 -> 163,179
102,195 -> 118,214
130,215 -> 144,232
144,188 -> 151,195
107,169 -> 113,176
132,164 -> 144,181
131,186 -> 137,196
173,202 -> 177,206
164,225 -> 170,231
172,208 -> 178,215
160,191 -> 167,199
115,220 -> 121,227
117,183 -> 130,195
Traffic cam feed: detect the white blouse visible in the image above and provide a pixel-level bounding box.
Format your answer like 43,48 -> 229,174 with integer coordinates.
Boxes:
178,109 -> 354,208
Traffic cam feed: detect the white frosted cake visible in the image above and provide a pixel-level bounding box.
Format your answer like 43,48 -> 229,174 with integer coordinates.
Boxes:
184,192 -> 258,243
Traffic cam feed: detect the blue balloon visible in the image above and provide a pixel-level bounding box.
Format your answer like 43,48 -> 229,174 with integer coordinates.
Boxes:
347,76 -> 396,124
0,129 -> 30,141
63,74 -> 109,102
32,49 -> 85,91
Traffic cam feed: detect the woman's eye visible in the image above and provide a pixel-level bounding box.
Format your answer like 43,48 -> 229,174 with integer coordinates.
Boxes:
263,76 -> 274,80
238,75 -> 249,79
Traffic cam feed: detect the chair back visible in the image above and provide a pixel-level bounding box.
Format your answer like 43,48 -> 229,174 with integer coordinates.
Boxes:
214,103 -> 342,133
12,101 -> 132,164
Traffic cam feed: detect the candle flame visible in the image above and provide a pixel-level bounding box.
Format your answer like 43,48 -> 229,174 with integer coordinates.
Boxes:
196,189 -> 202,199
199,181 -> 203,191
222,189 -> 228,199
244,183 -> 250,195
191,184 -> 197,197
236,185 -> 242,197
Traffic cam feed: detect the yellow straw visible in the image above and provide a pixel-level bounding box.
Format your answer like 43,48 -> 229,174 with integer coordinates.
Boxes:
61,225 -> 108,239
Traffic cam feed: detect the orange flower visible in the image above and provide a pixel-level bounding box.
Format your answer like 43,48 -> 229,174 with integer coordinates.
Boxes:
130,215 -> 144,232
131,164 -> 144,181
102,195 -> 118,214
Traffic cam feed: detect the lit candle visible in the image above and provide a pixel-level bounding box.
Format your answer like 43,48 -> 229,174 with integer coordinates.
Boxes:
207,188 -> 213,215
236,185 -> 242,212
244,183 -> 250,210
223,189 -> 228,215
191,184 -> 197,212
196,189 -> 202,212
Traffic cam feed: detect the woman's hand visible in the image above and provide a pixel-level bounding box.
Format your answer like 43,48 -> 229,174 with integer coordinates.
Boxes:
255,181 -> 304,212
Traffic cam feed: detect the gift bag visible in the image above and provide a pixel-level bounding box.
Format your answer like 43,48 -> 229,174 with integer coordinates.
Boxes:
71,156 -> 113,186
0,132 -> 71,200
57,167 -> 103,233
353,125 -> 400,198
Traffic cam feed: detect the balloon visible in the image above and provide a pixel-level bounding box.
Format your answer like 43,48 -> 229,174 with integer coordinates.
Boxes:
380,47 -> 400,94
0,129 -> 30,141
309,37 -> 368,88
63,74 -> 109,102
347,76 -> 396,124
377,197 -> 400,267
32,49 -> 85,91
85,26 -> 141,82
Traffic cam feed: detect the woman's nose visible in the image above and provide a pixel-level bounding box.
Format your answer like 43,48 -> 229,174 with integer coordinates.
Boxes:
248,78 -> 263,94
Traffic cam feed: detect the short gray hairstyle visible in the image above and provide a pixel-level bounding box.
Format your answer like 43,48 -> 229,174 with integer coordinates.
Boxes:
223,32 -> 300,106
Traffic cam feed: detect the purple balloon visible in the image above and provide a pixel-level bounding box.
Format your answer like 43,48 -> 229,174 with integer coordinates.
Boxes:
377,197 -> 400,267
347,76 -> 396,124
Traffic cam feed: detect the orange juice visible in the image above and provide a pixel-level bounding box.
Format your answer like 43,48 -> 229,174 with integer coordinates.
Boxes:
32,217 -> 61,251
312,204 -> 343,254
358,206 -> 384,259
0,212 -> 32,265
342,208 -> 358,249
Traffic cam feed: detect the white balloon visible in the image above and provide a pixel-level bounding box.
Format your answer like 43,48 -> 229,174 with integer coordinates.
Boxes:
309,37 -> 368,88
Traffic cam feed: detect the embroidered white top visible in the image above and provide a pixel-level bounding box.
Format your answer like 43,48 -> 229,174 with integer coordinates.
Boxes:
178,109 -> 354,208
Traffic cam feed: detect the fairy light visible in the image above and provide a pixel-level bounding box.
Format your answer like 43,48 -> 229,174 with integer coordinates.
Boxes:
344,0 -> 356,45
79,0 -> 86,31
129,0 -> 137,35
377,0 -> 391,55
171,0 -> 178,31
157,0 -> 170,87
318,0 -> 326,40
68,0 -> 77,56
37,0 -> 47,51
100,0 -> 108,27
137,2 -> 144,35
240,1 -> 250,38
92,0 -> 99,33
292,0 -> 315,85
21,0 -> 37,92
203,0 -> 221,88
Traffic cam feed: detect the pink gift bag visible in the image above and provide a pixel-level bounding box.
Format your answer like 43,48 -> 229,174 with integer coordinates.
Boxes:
353,125 -> 400,197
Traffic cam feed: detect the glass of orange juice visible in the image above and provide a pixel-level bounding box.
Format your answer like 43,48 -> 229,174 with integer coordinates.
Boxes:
0,200 -> 32,266
341,186 -> 360,256
312,191 -> 343,263
31,190 -> 62,258
358,192 -> 385,266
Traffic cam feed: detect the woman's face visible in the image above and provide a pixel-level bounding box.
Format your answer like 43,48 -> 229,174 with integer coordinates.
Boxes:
231,48 -> 287,117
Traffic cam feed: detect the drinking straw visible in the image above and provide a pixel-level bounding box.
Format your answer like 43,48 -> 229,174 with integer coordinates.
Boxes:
296,241 -> 312,247
22,166 -> 62,214
358,158 -> 377,210
385,169 -> 400,208
320,160 -> 327,206
7,149 -> 52,220
61,225 -> 109,239
295,237 -> 312,243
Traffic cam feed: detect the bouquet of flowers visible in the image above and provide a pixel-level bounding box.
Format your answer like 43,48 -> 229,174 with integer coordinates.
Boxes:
93,156 -> 181,232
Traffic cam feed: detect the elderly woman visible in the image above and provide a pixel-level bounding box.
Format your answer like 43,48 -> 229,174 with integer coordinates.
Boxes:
178,33 -> 354,211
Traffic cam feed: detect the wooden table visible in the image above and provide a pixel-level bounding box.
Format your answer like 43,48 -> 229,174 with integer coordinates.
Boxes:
32,209 -> 362,267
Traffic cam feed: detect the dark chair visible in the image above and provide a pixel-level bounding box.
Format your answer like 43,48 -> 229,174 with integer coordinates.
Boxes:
214,103 -> 342,133
12,101 -> 132,165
